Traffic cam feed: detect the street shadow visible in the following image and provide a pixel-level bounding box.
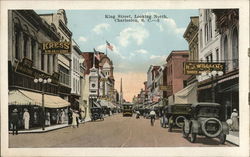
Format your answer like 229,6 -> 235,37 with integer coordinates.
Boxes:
169,129 -> 182,133
185,136 -> 224,145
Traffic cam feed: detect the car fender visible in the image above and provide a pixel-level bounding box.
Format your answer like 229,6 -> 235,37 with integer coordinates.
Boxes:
221,122 -> 229,135
191,120 -> 199,133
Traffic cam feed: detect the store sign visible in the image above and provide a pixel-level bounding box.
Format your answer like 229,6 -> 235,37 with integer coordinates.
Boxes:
14,58 -> 59,82
42,42 -> 71,54
184,62 -> 225,75
159,85 -> 172,91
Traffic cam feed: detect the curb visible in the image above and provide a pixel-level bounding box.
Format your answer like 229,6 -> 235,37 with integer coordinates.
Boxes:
9,119 -> 93,134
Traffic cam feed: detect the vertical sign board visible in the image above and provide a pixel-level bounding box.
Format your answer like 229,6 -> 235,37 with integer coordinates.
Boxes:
183,62 -> 225,75
42,42 -> 71,54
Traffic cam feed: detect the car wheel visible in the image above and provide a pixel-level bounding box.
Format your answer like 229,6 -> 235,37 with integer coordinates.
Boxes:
182,124 -> 189,138
219,133 -> 226,144
190,127 -> 196,143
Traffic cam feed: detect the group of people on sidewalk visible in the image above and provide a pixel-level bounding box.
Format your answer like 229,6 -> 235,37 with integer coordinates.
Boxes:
10,108 -> 30,135
10,107 -> 85,135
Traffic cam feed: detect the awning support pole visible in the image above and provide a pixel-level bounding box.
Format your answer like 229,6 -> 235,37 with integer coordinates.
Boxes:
42,85 -> 45,130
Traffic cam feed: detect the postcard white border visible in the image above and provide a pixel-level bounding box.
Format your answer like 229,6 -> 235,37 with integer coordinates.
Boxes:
1,0 -> 249,156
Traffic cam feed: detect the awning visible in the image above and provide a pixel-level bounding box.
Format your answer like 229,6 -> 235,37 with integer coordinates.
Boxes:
168,83 -> 197,104
93,101 -> 101,108
99,100 -> 116,108
9,90 -> 70,108
8,90 -> 33,105
219,83 -> 239,92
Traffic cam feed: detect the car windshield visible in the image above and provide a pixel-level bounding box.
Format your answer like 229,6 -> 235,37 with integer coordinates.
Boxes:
197,107 -> 220,118
123,105 -> 132,110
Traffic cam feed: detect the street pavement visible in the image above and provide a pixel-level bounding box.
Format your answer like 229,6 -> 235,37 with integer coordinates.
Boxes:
9,114 -> 235,147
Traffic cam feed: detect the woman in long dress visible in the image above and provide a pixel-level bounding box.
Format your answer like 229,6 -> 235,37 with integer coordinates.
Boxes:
45,112 -> 51,126
23,109 -> 30,130
231,109 -> 239,131
72,111 -> 77,128
60,109 -> 65,124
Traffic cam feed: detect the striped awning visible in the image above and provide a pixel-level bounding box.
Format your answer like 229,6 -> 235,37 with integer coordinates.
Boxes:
9,90 -> 70,108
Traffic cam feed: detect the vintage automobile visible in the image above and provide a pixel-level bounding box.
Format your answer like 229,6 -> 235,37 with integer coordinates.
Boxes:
160,104 -> 192,131
182,102 -> 229,144
122,103 -> 133,117
91,107 -> 104,121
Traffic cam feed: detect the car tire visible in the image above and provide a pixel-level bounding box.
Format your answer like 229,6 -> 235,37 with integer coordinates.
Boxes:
190,127 -> 196,143
219,133 -> 226,144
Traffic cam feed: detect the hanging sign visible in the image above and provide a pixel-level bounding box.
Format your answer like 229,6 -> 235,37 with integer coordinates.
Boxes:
184,62 -> 225,75
42,42 -> 71,54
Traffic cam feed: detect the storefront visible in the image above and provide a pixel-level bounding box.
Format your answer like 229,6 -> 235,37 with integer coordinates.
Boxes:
197,70 -> 239,120
9,89 -> 70,130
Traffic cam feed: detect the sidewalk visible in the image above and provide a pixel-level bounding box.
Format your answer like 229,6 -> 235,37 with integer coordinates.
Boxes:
9,119 -> 91,134
226,131 -> 239,146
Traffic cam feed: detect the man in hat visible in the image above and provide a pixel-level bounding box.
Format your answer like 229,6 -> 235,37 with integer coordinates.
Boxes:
23,108 -> 30,130
11,108 -> 19,135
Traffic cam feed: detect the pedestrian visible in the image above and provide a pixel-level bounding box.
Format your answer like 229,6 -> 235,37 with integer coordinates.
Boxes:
149,109 -> 156,126
45,111 -> 51,126
72,110 -> 78,128
231,108 -> 239,131
60,109 -> 65,124
68,108 -> 73,126
56,109 -> 61,124
136,110 -> 140,119
23,108 -> 30,130
10,108 -> 19,135
33,111 -> 38,126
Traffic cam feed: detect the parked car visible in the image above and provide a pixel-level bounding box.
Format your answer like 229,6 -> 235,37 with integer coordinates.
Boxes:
91,107 -> 104,121
165,104 -> 192,132
182,102 -> 229,144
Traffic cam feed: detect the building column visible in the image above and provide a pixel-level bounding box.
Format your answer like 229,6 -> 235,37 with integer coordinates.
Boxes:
54,54 -> 58,72
49,55 -> 53,74
44,54 -> 48,73
19,31 -> 24,60
37,45 -> 42,70
33,41 -> 38,68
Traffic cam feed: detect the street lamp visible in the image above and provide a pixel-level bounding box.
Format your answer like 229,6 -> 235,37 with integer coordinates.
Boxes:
34,77 -> 52,130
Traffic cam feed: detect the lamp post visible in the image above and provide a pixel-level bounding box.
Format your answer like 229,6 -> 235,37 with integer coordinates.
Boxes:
34,77 -> 52,130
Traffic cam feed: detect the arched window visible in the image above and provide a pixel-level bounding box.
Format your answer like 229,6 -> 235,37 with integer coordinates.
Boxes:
223,36 -> 228,71
232,28 -> 239,68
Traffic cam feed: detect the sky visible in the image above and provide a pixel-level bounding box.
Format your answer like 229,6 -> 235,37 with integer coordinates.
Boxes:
36,9 -> 198,102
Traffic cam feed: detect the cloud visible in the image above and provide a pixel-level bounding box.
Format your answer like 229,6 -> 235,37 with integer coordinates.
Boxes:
150,55 -> 162,59
96,43 -> 126,59
117,27 -> 149,47
164,18 -> 186,34
135,49 -> 148,54
92,23 -> 110,34
78,36 -> 87,42
142,11 -> 185,35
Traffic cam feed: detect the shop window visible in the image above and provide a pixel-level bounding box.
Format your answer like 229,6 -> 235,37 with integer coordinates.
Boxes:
23,34 -> 28,57
216,49 -> 219,61
47,55 -> 50,73
232,28 -> 239,69
31,39 -> 36,67
14,25 -> 20,60
41,53 -> 44,71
